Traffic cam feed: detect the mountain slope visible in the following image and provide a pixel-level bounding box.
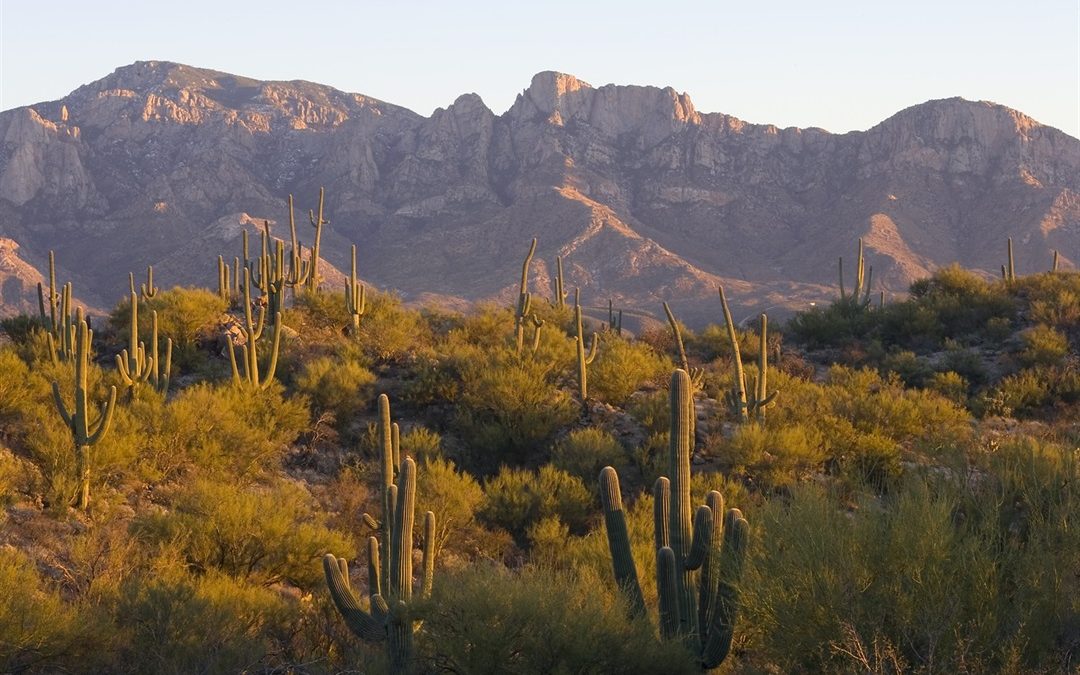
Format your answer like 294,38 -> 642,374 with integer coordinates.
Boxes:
1,62 -> 1077,322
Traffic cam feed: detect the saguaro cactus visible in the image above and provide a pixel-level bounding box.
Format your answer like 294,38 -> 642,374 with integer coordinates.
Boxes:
554,255 -> 568,309
1002,237 -> 1017,284
514,238 -> 537,353
575,300 -> 599,402
600,369 -> 749,670
346,244 -> 366,335
718,287 -> 777,423
662,302 -> 703,387
307,188 -> 329,292
51,311 -> 117,509
325,394 -> 436,672
838,238 -> 873,308
226,310 -> 282,390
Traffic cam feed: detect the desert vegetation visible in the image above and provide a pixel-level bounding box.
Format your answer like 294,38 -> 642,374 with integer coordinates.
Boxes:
0,217 -> 1076,674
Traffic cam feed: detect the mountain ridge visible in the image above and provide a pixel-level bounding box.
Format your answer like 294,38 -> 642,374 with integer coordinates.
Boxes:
0,61 -> 1076,324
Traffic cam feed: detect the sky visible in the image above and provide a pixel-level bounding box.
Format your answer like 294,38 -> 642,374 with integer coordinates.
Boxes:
1,0 -> 1078,136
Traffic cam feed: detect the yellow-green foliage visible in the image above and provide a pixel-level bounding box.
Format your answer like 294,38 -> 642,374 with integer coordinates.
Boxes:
416,457 -> 492,560
159,382 -> 309,477
118,567 -> 298,675
416,564 -> 698,674
715,423 -> 828,487
586,335 -> 671,404
550,427 -> 628,481
0,547 -> 93,672
454,350 -> 575,468
1018,324 -> 1070,367
294,355 -> 376,431
353,291 -> 429,361
132,478 -> 349,589
481,465 -> 593,544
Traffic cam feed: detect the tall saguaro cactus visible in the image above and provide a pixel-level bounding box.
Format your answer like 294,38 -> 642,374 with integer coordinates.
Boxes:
51,311 -> 117,510
554,255 -> 568,309
325,394 -> 436,673
346,244 -> 366,336
600,369 -> 749,670
838,238 -> 873,308
718,287 -> 778,423
514,238 -> 538,353
307,188 -> 329,292
575,300 -> 599,402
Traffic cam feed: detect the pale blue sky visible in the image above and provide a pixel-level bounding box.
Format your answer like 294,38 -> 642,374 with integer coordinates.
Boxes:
1,0 -> 1078,136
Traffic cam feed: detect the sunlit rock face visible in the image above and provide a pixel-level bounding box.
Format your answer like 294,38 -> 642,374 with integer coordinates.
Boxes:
1,61 -> 1077,323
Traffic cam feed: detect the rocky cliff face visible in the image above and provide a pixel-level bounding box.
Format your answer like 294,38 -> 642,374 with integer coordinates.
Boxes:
1,61 -> 1077,322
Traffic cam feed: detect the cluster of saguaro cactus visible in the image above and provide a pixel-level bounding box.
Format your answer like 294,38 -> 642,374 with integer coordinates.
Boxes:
346,244 -> 367,335
838,238 -> 873,308
225,266 -> 282,390
324,394 -> 435,673
718,287 -> 777,423
115,292 -> 172,397
575,297 -> 599,402
514,238 -> 538,353
51,311 -> 117,510
217,255 -> 243,306
36,251 -> 81,364
600,369 -> 749,670
284,195 -> 314,290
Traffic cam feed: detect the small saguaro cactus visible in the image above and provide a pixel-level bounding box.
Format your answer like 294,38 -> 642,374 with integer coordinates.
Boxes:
838,238 -> 873,308
307,188 -> 329,292
514,238 -> 538,354
51,310 -> 118,510
324,394 -> 436,672
554,255 -> 568,309
1002,237 -> 1017,284
718,287 -> 778,423
575,300 -> 599,402
37,250 -> 60,334
600,369 -> 749,670
346,244 -> 367,336
1051,249 -> 1060,273
608,299 -> 623,335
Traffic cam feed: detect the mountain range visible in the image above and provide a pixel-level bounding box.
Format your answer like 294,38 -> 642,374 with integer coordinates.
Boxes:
1,61 -> 1077,325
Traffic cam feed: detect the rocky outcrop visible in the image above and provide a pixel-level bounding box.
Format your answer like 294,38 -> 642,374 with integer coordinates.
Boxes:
0,61 -> 1077,322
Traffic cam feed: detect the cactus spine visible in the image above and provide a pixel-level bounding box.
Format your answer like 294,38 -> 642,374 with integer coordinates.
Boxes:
575,300 -> 599,402
346,244 -> 367,335
306,188 -> 328,292
600,370 -> 749,669
514,238 -> 537,354
51,311 -> 117,509
325,394 -> 436,672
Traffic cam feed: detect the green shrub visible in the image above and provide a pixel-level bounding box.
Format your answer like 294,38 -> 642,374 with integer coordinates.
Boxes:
586,336 -> 670,404
131,478 -> 350,589
550,428 -> 628,482
1018,324 -> 1070,367
927,370 -> 969,406
138,287 -> 228,369
416,564 -> 698,674
354,292 -> 429,361
481,465 -> 592,544
294,355 -> 376,432
716,422 -> 828,488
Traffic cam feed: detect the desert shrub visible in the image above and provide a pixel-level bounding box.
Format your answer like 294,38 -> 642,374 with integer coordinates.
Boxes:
1018,324 -> 1070,367
416,564 -> 698,674
118,567 -> 297,675
354,292 -> 429,361
625,389 -> 670,435
587,336 -> 670,404
550,427 -> 628,482
0,547 -> 94,672
0,314 -> 41,345
131,478 -> 349,589
927,370 -> 969,406
878,350 -> 934,387
137,287 -> 227,369
715,422 -> 828,488
158,382 -> 308,476
294,355 -> 376,433
453,352 -> 575,470
480,465 -> 593,544
416,457 -> 501,561
400,426 -> 443,463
